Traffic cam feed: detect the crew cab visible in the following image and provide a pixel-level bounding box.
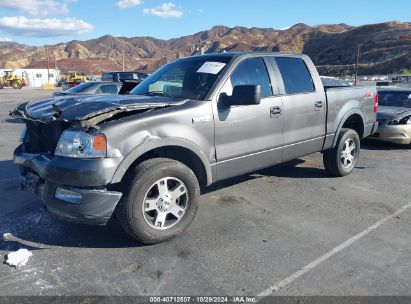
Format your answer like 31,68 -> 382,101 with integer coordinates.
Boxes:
11,52 -> 378,244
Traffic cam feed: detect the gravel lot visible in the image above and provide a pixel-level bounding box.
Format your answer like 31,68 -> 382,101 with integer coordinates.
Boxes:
0,87 -> 410,297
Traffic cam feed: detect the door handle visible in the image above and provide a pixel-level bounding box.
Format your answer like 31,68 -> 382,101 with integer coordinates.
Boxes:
315,101 -> 323,108
270,106 -> 282,117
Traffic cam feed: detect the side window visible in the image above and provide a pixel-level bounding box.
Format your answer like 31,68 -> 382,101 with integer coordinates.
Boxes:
274,57 -> 315,94
223,58 -> 272,97
98,85 -> 119,94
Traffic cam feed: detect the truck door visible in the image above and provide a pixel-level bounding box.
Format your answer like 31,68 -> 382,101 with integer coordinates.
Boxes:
269,56 -> 326,162
213,57 -> 283,181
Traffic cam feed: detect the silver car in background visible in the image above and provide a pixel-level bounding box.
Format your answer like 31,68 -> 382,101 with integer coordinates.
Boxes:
54,81 -> 122,97
374,87 -> 411,145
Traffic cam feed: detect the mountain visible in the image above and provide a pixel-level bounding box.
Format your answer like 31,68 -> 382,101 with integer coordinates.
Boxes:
0,21 -> 410,76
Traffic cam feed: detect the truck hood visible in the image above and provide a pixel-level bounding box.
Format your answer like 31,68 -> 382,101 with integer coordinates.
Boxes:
377,106 -> 411,122
11,94 -> 185,123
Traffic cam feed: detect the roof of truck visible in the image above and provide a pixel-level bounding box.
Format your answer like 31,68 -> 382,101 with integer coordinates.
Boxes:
188,51 -> 303,59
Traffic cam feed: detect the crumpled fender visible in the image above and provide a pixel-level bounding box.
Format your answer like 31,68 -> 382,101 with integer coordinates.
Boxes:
111,137 -> 213,186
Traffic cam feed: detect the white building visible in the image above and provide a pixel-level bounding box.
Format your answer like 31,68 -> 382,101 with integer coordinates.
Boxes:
0,68 -> 61,87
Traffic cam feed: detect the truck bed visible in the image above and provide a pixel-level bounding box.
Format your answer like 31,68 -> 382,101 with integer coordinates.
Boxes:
325,85 -> 377,145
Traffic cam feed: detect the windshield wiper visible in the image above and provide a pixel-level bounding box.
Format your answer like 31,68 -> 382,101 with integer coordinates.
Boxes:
142,91 -> 169,97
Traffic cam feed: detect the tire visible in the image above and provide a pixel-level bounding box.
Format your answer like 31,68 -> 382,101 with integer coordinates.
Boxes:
12,81 -> 22,89
116,158 -> 200,244
323,128 -> 360,177
0,83 -> 3,89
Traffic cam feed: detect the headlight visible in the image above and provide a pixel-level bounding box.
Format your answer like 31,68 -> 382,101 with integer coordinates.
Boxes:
55,130 -> 107,158
388,115 -> 411,126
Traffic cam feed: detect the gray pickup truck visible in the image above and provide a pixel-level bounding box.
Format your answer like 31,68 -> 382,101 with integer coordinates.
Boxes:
11,52 -> 378,244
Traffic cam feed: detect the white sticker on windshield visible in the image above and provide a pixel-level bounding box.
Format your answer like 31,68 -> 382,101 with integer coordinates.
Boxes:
197,62 -> 226,75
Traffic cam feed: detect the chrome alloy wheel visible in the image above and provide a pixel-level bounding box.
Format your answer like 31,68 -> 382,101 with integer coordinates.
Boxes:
142,177 -> 188,230
341,138 -> 356,169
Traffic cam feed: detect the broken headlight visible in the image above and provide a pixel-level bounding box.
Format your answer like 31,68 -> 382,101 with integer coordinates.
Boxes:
55,130 -> 107,158
388,116 -> 411,126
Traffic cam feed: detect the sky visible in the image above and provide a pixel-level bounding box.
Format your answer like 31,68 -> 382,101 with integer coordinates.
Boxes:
0,0 -> 410,46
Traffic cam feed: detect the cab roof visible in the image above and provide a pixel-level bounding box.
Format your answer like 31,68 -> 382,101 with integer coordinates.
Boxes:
187,51 -> 303,60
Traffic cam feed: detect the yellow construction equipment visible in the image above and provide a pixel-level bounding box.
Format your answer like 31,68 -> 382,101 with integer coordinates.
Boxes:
0,70 -> 26,89
67,72 -> 87,83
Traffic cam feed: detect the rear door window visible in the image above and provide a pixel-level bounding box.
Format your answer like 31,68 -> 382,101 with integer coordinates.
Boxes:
274,57 -> 315,94
224,58 -> 272,97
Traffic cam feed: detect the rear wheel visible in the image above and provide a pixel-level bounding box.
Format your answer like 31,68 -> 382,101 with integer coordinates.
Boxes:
0,83 -> 3,89
116,158 -> 200,244
323,128 -> 360,177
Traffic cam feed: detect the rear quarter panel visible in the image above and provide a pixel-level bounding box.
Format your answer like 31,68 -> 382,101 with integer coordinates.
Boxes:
325,86 -> 376,142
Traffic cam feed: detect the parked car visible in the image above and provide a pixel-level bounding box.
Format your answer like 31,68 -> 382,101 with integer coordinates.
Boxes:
373,87 -> 411,145
320,76 -> 351,88
11,52 -> 378,244
101,71 -> 148,83
392,75 -> 411,85
61,81 -> 82,91
54,81 -> 122,97
55,80 -> 140,97
376,81 -> 391,87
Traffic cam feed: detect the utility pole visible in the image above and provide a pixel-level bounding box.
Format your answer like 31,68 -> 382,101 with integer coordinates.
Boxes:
54,53 -> 58,82
46,46 -> 50,84
354,44 -> 362,86
122,49 -> 125,72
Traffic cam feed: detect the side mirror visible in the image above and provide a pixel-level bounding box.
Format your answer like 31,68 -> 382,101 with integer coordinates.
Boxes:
222,85 -> 262,106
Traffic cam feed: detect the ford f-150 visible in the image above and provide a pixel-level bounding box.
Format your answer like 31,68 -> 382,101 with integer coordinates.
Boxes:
11,52 -> 378,244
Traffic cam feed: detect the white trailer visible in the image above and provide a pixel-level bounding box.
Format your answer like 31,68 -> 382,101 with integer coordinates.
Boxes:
0,68 -> 60,87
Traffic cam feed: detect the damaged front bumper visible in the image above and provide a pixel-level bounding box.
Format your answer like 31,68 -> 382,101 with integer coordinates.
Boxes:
372,124 -> 411,145
14,144 -> 123,225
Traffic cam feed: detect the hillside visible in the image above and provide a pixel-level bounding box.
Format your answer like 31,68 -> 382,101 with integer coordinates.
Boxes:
0,21 -> 410,76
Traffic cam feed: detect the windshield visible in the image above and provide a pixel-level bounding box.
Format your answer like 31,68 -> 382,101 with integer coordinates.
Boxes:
66,82 -> 96,93
379,91 -> 411,108
131,56 -> 232,100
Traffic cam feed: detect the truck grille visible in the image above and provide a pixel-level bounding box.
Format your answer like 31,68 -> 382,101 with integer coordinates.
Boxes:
25,121 -> 69,155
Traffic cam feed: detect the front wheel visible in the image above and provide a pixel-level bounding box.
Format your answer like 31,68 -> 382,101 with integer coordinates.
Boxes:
323,128 -> 360,177
12,81 -> 22,89
116,158 -> 200,244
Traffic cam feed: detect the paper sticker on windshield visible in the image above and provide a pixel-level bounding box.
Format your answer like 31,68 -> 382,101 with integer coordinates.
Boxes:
197,62 -> 226,74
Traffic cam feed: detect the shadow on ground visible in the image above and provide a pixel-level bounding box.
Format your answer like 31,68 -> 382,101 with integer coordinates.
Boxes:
0,157 -> 329,250
0,207 -> 142,251
205,158 -> 329,194
361,138 -> 411,150
0,159 -> 141,251
2,137 -> 404,251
